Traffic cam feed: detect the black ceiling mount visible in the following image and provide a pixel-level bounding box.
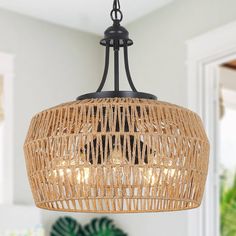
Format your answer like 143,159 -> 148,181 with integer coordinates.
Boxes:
77,0 -> 157,101
100,0 -> 133,48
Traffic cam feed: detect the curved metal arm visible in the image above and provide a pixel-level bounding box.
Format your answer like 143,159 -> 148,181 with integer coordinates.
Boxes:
77,0 -> 156,101
96,45 -> 110,92
124,45 -> 137,92
96,0 -> 137,94
114,48 -> 119,91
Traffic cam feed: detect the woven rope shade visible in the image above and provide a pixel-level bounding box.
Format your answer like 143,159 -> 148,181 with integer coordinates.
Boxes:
24,98 -> 209,213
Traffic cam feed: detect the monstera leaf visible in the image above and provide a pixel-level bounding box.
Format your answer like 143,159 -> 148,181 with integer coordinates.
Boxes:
51,217 -> 84,236
83,217 -> 127,236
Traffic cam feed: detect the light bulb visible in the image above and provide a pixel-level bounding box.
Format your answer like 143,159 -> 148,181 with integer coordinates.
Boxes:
108,149 -> 125,165
142,168 -> 157,186
76,167 -> 90,184
164,168 -> 176,177
140,167 -> 176,186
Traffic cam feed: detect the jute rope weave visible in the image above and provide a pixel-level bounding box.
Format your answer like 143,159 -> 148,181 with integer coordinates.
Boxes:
24,98 -> 209,213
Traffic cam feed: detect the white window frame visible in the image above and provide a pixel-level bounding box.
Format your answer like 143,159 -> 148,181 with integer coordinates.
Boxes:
0,52 -> 14,204
186,21 -> 236,236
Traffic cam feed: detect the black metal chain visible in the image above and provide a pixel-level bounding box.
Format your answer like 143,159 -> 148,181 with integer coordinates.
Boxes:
113,0 -> 120,9
110,0 -> 123,22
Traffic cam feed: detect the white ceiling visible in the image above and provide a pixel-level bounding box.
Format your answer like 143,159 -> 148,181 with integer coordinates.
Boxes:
0,0 -> 173,35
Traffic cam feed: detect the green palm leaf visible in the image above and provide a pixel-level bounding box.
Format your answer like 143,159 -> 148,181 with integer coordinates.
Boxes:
83,217 -> 127,236
50,217 -> 85,236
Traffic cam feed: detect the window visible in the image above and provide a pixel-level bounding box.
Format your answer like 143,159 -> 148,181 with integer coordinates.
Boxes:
0,52 -> 14,205
219,66 -> 236,236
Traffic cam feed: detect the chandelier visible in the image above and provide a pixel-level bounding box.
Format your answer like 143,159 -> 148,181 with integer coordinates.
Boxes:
24,0 -> 210,213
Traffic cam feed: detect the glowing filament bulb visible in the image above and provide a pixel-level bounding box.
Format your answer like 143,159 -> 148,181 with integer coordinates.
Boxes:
163,168 -> 175,178
141,168 -> 176,186
77,167 -> 90,184
109,148 -> 128,166
143,168 -> 156,186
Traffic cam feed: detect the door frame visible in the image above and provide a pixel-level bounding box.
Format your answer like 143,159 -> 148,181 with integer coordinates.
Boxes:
186,21 -> 236,236
0,52 -> 14,204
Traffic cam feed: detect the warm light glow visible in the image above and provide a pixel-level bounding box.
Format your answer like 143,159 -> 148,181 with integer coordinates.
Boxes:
143,168 -> 156,186
48,160 -> 90,185
76,167 -> 90,184
108,149 -> 126,165
163,168 -> 176,178
141,167 -> 176,186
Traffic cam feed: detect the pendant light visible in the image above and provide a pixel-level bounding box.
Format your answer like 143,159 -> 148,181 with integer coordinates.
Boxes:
24,0 -> 210,213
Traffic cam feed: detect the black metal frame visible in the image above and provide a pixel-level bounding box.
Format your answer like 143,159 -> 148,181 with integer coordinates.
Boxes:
77,91 -> 157,100
77,0 -> 156,101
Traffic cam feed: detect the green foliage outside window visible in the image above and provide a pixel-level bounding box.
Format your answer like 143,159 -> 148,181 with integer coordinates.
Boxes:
220,172 -> 236,236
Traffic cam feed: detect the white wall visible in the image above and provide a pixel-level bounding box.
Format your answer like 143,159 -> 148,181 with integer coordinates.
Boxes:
0,205 -> 41,230
126,0 -> 236,106
123,0 -> 236,235
0,8 -> 103,205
